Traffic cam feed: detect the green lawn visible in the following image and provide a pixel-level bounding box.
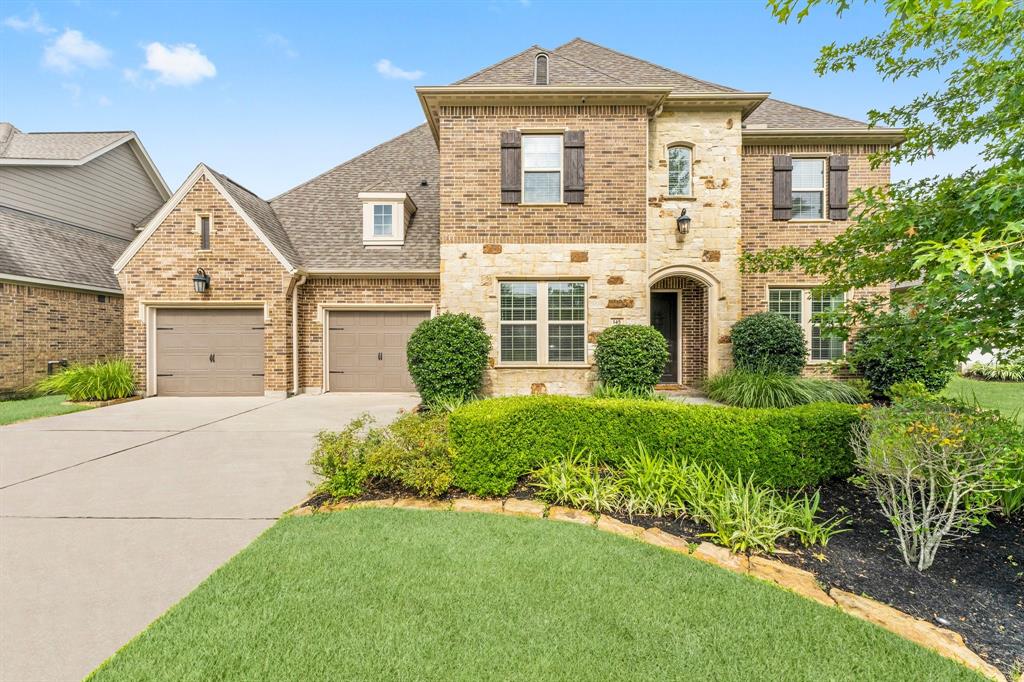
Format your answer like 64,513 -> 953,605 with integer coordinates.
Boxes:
89,509 -> 980,681
943,376 -> 1024,424
0,394 -> 91,426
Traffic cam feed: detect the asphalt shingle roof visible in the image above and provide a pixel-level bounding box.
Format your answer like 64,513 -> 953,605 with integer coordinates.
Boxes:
0,124 -> 132,161
0,205 -> 128,290
270,125 -> 439,271
744,98 -> 867,129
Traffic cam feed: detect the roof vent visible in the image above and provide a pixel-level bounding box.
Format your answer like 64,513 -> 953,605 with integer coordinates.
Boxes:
420,179 -> 429,187
534,53 -> 548,86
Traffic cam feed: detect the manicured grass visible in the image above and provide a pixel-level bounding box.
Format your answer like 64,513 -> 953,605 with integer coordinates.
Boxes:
942,376 -> 1024,425
89,509 -> 980,681
0,394 -> 91,426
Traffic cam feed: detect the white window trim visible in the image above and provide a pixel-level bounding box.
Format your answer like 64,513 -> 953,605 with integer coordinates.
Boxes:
358,192 -> 416,246
790,157 -> 827,221
768,287 -> 846,363
196,213 -> 212,250
497,280 -> 588,367
521,134 -> 563,205
666,143 -> 694,198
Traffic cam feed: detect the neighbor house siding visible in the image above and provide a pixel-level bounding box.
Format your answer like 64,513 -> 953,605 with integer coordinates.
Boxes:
296,277 -> 440,391
0,142 -> 164,240
116,176 -> 293,395
0,282 -> 123,393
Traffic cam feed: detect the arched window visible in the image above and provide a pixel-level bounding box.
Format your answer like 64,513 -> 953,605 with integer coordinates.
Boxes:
534,53 -> 549,85
668,145 -> 692,196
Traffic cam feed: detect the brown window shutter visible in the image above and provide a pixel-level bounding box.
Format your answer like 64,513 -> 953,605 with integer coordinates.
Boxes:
828,154 -> 849,220
772,155 -> 792,221
500,131 -> 522,204
563,130 -> 585,204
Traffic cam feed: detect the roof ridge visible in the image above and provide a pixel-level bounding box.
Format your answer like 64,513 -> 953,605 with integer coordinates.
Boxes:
0,203 -> 132,243
452,44 -> 549,85
754,97 -> 868,127
205,165 -> 269,202
545,49 -> 630,85
269,124 -> 429,203
553,37 -> 739,93
19,130 -> 134,136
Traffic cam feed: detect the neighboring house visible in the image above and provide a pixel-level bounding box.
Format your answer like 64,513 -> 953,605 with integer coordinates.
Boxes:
0,123 -> 170,393
113,39 -> 902,398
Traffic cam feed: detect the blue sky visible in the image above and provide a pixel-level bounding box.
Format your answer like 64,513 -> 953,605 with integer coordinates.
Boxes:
1,0 -> 974,197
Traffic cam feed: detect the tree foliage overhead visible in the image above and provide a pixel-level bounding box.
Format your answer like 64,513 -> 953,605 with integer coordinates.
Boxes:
746,0 -> 1023,359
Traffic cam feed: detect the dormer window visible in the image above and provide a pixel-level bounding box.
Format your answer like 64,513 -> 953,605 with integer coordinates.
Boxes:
534,53 -> 548,85
359,192 -> 416,246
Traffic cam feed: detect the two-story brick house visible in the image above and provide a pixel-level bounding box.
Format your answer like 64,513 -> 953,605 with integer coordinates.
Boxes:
113,39 -> 902,397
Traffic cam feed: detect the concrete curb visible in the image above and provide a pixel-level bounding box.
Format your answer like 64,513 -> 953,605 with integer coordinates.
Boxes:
292,496 -> 1005,681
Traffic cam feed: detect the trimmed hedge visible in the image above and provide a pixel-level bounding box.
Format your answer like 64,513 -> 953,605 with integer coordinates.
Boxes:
449,396 -> 861,496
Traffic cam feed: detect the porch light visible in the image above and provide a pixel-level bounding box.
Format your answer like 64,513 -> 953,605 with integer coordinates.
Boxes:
676,208 -> 691,236
192,267 -> 211,294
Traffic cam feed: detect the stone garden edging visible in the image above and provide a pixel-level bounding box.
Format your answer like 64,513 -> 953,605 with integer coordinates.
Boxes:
291,496 -> 1007,682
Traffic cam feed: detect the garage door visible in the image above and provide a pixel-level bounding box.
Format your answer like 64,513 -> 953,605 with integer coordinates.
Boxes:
327,310 -> 429,392
155,308 -> 264,396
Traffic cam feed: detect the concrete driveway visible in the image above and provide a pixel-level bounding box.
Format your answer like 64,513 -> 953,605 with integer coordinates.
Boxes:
0,393 -> 418,682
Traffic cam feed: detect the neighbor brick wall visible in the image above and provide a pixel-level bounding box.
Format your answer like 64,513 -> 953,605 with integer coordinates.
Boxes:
0,282 -> 123,393
438,105 -> 647,244
741,144 -> 891,373
116,176 -> 293,395
296,276 -> 440,390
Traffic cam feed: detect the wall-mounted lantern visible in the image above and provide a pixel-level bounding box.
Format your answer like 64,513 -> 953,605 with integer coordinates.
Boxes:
192,267 -> 211,294
676,208 -> 691,237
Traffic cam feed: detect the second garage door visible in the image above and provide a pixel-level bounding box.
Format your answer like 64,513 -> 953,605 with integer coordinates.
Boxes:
327,309 -> 429,392
155,308 -> 265,396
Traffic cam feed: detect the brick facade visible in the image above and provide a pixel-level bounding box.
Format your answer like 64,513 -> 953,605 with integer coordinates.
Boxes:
0,282 -> 123,393
116,176 -> 294,395
296,276 -> 440,390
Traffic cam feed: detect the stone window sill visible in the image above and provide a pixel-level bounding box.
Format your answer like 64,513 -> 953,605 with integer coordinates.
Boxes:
519,203 -> 567,207
664,195 -> 697,201
495,363 -> 592,370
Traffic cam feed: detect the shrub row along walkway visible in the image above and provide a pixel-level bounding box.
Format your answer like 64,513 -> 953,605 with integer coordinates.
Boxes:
298,497 -> 1006,681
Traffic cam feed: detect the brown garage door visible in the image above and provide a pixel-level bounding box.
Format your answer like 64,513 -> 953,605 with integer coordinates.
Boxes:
155,308 -> 264,396
328,310 -> 429,392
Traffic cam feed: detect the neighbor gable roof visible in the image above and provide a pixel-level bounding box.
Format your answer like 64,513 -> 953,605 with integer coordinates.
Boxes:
114,163 -> 299,274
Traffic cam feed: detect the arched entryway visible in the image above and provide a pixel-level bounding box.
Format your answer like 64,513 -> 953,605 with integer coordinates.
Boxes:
649,267 -> 716,387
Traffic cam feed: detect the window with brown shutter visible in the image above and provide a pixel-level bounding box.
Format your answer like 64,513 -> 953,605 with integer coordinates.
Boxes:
563,130 -> 584,204
772,155 -> 793,221
828,155 -> 849,220
500,131 -> 522,204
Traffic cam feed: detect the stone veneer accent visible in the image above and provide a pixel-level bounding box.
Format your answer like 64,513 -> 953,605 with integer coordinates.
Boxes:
438,105 -> 647,244
296,276 -> 440,391
741,144 -> 892,376
648,110 -> 744,377
440,243 -> 647,395
116,176 -> 293,395
0,282 -> 123,393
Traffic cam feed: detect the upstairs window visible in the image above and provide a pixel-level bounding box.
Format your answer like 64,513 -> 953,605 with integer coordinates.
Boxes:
535,53 -> 549,85
791,158 -> 825,219
668,145 -> 692,196
359,192 -> 416,246
768,288 -> 846,362
373,204 -> 393,237
522,134 -> 562,204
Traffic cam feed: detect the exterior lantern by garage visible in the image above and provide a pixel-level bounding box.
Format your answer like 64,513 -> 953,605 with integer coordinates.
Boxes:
192,267 -> 210,294
676,208 -> 691,237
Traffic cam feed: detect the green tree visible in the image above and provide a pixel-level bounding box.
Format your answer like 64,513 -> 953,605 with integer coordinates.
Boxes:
746,0 -> 1023,361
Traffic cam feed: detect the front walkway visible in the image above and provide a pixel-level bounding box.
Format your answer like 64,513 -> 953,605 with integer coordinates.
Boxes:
0,393 -> 418,682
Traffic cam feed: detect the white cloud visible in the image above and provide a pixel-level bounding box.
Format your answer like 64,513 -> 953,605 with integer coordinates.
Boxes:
97,94 -> 112,107
43,29 -> 111,72
4,9 -> 54,33
265,32 -> 297,58
140,42 -> 216,86
375,58 -> 423,81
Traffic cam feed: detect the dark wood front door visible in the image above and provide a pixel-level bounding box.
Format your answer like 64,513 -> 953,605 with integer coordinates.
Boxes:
651,292 -> 678,384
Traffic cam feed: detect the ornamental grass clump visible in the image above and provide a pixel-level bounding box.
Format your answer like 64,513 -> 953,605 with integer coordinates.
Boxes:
34,358 -> 135,402
852,398 -> 1024,570
963,361 -> 1024,382
704,369 -> 866,408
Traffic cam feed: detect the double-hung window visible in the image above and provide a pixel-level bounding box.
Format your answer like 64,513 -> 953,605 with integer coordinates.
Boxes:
768,288 -> 845,361
500,281 -> 586,364
522,134 -> 562,204
791,158 -> 825,219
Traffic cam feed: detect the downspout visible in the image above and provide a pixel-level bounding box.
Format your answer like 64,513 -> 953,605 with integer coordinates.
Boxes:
291,274 -> 307,395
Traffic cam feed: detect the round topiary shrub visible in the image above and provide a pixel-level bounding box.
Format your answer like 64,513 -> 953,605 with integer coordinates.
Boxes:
594,325 -> 669,393
730,312 -> 807,375
849,316 -> 956,397
407,313 -> 491,404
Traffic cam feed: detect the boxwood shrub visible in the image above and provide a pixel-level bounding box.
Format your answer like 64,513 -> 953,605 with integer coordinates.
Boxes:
448,396 -> 861,496
594,325 -> 669,392
406,313 -> 491,404
730,312 -> 807,375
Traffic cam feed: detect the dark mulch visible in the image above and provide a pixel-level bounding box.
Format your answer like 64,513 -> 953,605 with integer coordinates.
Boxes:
604,480 -> 1023,677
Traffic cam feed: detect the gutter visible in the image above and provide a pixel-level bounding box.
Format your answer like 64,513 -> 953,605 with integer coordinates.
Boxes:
291,274 -> 307,395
